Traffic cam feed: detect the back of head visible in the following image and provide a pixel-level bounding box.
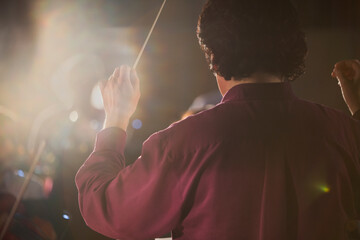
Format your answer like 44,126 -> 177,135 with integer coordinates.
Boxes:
197,0 -> 307,81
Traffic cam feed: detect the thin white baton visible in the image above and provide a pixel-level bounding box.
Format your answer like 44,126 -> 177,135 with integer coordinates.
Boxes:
133,0 -> 167,70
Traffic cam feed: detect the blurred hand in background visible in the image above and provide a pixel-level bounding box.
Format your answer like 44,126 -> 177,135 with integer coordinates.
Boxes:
332,59 -> 360,114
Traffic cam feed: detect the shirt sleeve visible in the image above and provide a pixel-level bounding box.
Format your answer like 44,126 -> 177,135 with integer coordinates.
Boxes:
75,127 -> 184,240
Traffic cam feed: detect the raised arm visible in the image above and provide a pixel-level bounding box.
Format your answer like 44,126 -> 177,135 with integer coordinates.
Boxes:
332,59 -> 360,116
76,66 -> 183,239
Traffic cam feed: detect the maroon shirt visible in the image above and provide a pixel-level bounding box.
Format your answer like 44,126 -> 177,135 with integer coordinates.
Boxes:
76,83 -> 360,240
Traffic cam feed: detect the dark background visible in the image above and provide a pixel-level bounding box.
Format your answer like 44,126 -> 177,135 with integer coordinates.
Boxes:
0,0 -> 359,239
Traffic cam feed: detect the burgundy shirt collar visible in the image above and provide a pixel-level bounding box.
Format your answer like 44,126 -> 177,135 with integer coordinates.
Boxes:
221,82 -> 295,103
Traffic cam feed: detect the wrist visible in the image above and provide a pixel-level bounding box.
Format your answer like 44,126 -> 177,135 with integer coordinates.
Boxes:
350,107 -> 360,116
103,116 -> 130,131
347,99 -> 360,115
353,110 -> 360,120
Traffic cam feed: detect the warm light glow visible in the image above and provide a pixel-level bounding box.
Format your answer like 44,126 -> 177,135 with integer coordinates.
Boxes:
0,1 -> 152,175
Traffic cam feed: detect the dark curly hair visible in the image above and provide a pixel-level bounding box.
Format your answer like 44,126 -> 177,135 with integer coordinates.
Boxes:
197,0 -> 307,81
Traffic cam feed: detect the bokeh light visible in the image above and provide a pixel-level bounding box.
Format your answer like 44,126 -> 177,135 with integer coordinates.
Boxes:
69,111 -> 79,122
319,185 -> 330,193
62,213 -> 70,220
16,170 -> 25,178
132,119 -> 143,130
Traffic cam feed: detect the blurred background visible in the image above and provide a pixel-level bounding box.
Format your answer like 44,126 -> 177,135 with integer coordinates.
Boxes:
0,0 -> 359,239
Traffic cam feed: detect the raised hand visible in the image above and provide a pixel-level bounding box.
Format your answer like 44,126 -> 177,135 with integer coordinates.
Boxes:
100,65 -> 140,130
332,59 -> 360,115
